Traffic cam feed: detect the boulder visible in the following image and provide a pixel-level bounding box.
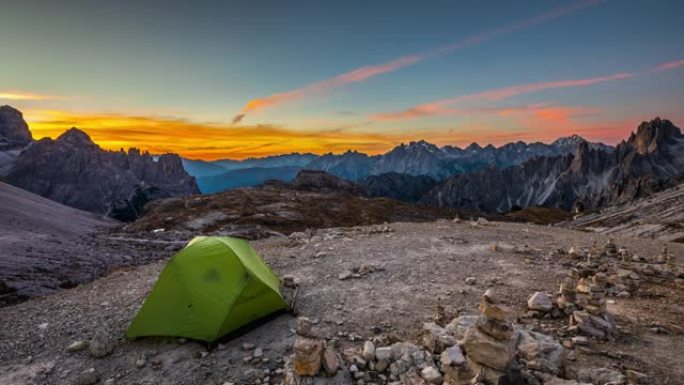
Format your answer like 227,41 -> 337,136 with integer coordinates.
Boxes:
362,340 -> 375,362
440,346 -> 471,384
292,337 -> 323,376
444,315 -> 478,342
577,367 -> 627,385
400,369 -> 430,385
515,328 -> 566,376
421,366 -> 443,384
421,322 -> 456,353
66,340 -> 89,353
571,311 -> 617,338
528,292 -> 554,312
296,317 -> 314,337
321,345 -> 339,375
625,370 -> 650,385
375,346 -> 392,362
77,368 -> 99,385
462,326 -> 516,371
389,342 -> 435,376
89,330 -> 113,358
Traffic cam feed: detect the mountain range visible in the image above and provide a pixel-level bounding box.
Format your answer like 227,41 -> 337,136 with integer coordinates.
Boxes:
0,105 -> 199,220
421,118 -> 684,212
183,117 -> 682,214
2,103 -> 682,221
183,134 -> 614,193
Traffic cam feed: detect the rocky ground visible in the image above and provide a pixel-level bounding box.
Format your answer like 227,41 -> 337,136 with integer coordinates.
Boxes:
120,181 -> 471,237
1,219 -> 682,384
0,182 -> 180,306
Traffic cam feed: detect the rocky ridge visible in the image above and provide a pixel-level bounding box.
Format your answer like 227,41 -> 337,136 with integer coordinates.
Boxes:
123,170 -> 466,238
0,106 -> 200,220
421,118 -> 684,212
305,138 -> 611,182
566,183 -> 684,243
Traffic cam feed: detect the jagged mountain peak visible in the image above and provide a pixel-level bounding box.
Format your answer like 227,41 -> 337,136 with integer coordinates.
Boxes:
0,104 -> 32,144
56,127 -> 96,147
406,140 -> 441,152
552,134 -> 587,147
0,104 -> 23,116
628,117 -> 682,155
466,142 -> 482,151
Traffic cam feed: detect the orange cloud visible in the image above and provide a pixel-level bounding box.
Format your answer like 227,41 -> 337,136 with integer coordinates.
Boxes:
652,59 -> 684,72
236,0 -> 602,119
414,116 -> 636,148
374,72 -> 634,121
23,109 -> 399,160
237,55 -> 423,119
0,90 -> 62,101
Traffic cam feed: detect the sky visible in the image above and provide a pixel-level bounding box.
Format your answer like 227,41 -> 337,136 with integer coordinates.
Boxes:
1,0 -> 683,160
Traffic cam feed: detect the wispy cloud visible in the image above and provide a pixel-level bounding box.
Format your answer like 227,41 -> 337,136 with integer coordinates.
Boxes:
373,72 -> 634,121
235,0 -> 603,121
0,90 -> 63,101
373,57 -> 684,122
651,59 -> 684,72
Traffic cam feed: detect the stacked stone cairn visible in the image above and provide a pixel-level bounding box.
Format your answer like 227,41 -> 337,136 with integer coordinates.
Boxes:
586,273 -> 608,315
604,239 -> 618,258
569,273 -> 617,339
618,246 -> 631,264
587,239 -> 600,263
294,289 -> 578,385
567,245 -> 581,260
285,317 -> 342,384
557,274 -> 578,316
462,289 -> 518,383
655,244 -> 669,264
434,297 -> 447,327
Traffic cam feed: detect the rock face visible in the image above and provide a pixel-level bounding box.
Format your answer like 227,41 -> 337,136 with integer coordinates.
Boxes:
0,105 -> 32,146
360,172 -> 437,202
290,169 -> 362,195
4,126 -> 199,220
566,183 -> 684,242
0,106 -> 33,176
421,118 -> 684,212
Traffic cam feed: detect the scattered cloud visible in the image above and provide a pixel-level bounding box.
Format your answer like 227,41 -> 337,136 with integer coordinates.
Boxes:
0,90 -> 63,101
373,72 -> 634,121
234,0 -> 602,121
651,59 -> 684,72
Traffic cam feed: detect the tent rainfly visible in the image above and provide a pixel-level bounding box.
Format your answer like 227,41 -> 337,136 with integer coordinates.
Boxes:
127,236 -> 287,341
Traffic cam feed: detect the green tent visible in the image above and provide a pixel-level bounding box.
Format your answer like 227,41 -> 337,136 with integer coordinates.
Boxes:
127,236 -> 288,341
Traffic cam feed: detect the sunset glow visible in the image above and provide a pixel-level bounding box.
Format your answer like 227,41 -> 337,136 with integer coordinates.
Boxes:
2,1 -> 683,159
